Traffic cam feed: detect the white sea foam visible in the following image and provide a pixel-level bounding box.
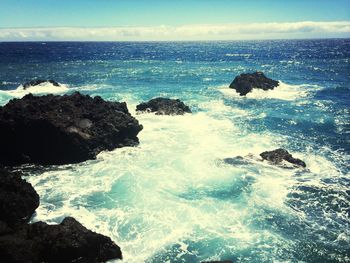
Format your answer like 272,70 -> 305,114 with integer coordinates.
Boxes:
25,99 -> 303,262
72,84 -> 105,92
2,82 -> 69,98
198,99 -> 249,117
24,95 -> 346,262
218,81 -> 319,101
0,82 -> 111,105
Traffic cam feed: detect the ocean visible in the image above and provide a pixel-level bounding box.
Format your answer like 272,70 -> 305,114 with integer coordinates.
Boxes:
0,39 -> 349,262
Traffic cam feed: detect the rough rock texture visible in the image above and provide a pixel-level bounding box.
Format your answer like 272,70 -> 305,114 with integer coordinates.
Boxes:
0,168 -> 122,262
0,169 -> 39,226
260,148 -> 306,168
136,97 -> 191,115
0,217 -> 122,263
229,72 -> 279,96
0,92 -> 143,165
201,261 -> 233,263
0,221 -> 13,236
22,79 -> 60,89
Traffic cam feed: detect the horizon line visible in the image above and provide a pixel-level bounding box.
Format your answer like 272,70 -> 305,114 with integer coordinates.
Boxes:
1,21 -> 349,41
1,37 -> 350,43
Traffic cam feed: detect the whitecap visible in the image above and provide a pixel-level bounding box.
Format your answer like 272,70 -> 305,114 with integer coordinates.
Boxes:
218,81 -> 319,101
225,53 -> 251,57
71,84 -> 104,92
2,81 -> 69,98
1,81 -> 19,85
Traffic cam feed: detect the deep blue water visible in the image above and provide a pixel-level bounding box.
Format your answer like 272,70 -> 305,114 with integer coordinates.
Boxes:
0,40 -> 349,262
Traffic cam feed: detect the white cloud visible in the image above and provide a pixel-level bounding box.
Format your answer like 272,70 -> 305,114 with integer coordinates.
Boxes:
1,21 -> 349,41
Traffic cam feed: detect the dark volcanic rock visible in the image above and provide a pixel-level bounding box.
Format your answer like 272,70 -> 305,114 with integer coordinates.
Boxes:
136,97 -> 191,115
0,169 -> 122,262
0,92 -> 143,165
0,221 -> 13,236
22,79 -> 60,89
0,169 -> 39,226
260,148 -> 306,168
0,217 -> 122,263
229,72 -> 279,96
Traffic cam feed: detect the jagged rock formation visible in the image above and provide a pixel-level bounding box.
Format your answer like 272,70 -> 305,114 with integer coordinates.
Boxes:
260,148 -> 306,168
0,168 -> 122,262
0,92 -> 143,165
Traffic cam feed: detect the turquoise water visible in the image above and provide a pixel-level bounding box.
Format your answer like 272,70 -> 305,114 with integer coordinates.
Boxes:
0,40 -> 349,262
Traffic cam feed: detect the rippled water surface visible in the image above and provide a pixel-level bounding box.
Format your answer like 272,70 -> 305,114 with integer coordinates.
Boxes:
0,40 -> 349,262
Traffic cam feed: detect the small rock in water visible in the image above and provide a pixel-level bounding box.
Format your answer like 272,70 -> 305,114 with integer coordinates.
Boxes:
22,79 -> 60,89
229,72 -> 279,96
136,97 -> 191,115
260,148 -> 306,168
223,150 -> 305,169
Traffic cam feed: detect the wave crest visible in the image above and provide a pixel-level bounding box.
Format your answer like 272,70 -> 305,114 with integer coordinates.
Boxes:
219,81 -> 320,101
0,82 -> 69,105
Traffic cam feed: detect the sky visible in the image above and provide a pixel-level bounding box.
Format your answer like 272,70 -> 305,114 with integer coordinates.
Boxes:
0,0 -> 349,41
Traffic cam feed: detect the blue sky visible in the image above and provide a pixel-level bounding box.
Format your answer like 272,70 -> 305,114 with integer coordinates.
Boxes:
1,0 -> 350,40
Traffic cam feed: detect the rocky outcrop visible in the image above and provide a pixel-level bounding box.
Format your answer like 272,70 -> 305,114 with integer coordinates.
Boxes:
136,97 -> 191,115
260,148 -> 306,168
0,217 -> 122,263
229,72 -> 279,96
0,169 -> 122,262
22,79 -> 60,89
0,92 -> 143,165
0,169 -> 39,226
223,149 -> 306,168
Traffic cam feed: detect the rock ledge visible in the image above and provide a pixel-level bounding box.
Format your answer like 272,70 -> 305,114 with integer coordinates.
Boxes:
0,92 -> 143,165
0,168 -> 122,262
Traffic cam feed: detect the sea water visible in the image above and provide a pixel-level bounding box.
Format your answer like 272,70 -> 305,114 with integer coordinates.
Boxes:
0,40 -> 349,262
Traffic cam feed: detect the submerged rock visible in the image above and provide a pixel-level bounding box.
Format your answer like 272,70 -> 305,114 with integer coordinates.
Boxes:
223,156 -> 252,166
22,79 -> 60,89
0,217 -> 122,263
229,72 -> 279,96
260,148 -> 306,168
0,169 -> 39,226
136,97 -> 191,115
0,92 -> 143,165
